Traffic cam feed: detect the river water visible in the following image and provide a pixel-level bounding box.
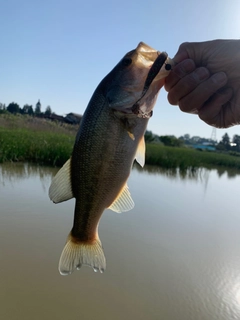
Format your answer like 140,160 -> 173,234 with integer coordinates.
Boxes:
1,162 -> 240,320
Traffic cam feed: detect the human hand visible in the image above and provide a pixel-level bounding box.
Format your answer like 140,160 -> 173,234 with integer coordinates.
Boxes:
165,40 -> 240,128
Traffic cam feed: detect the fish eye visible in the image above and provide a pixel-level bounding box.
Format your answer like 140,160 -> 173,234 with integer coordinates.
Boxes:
122,57 -> 132,67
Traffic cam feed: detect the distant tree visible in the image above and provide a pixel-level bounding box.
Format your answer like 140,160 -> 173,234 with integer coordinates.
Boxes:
183,134 -> 190,140
217,133 -> 231,151
45,105 -> 52,116
35,99 -> 41,115
222,133 -> 230,148
28,105 -> 34,115
179,133 -> 191,145
159,135 -> 184,147
22,104 -> 34,115
22,104 -> 29,114
7,102 -> 20,114
0,103 -> 6,113
232,135 -> 240,152
145,130 -> 155,143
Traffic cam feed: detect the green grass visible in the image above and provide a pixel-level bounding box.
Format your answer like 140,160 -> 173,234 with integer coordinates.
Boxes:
0,128 -> 74,166
0,114 -> 76,166
0,113 -> 78,135
1,113 -> 240,170
146,144 -> 240,170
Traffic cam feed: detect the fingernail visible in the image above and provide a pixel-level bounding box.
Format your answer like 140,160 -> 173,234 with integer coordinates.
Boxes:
212,72 -> 227,85
194,67 -> 209,80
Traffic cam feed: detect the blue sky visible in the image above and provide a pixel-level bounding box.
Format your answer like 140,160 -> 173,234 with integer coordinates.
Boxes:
1,0 -> 240,140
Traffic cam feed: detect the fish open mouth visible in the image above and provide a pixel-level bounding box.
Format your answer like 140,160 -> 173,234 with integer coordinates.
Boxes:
141,52 -> 169,99
108,42 -> 174,118
131,51 -> 169,118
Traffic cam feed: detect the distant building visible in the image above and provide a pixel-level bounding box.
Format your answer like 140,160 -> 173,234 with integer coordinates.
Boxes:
42,111 -> 82,125
192,144 -> 216,151
49,113 -> 65,122
65,113 -> 82,125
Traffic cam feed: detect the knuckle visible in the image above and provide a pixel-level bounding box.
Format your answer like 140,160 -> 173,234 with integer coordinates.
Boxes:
179,42 -> 190,50
181,76 -> 197,92
178,41 -> 189,51
173,59 -> 195,77
193,67 -> 209,81
210,72 -> 227,87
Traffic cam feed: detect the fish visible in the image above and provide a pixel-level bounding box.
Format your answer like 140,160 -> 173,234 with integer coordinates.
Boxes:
49,42 -> 173,276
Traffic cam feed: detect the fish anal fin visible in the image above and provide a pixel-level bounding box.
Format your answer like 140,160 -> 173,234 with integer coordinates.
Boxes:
135,135 -> 145,167
108,183 -> 134,213
49,158 -> 74,203
59,233 -> 106,275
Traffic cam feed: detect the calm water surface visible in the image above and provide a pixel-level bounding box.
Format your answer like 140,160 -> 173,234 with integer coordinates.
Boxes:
1,163 -> 240,320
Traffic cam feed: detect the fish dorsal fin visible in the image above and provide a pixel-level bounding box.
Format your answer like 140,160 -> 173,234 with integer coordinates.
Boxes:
108,183 -> 134,213
49,158 -> 74,203
135,135 -> 145,167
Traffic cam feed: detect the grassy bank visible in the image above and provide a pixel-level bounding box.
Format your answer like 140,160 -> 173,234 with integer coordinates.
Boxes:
1,113 -> 240,170
146,144 -> 240,170
0,114 -> 76,166
0,128 -> 75,166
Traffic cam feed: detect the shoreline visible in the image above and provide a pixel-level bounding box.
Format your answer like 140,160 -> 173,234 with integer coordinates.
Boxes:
1,114 -> 240,170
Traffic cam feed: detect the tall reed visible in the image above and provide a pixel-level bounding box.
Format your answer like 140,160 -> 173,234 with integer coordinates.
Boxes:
1,114 -> 240,170
146,144 -> 240,170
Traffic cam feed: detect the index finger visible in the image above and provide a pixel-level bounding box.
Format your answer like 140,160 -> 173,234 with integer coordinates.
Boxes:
172,42 -> 191,63
164,59 -> 196,92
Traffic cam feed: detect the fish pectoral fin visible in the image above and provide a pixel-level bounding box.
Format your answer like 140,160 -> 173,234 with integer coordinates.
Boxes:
49,158 -> 74,203
127,131 -> 135,140
59,233 -> 106,275
108,183 -> 134,213
135,135 -> 145,167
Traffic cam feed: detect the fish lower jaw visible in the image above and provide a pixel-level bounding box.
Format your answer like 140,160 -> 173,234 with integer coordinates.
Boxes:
113,108 -> 152,120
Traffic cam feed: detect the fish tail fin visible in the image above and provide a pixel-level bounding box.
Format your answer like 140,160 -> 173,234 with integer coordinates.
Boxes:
58,233 -> 106,276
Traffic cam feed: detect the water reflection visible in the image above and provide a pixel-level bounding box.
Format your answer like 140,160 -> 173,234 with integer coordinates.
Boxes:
135,164 -> 202,180
1,162 -> 240,198
135,163 -> 240,180
0,162 -> 58,191
1,162 -> 240,186
0,162 -> 57,182
1,162 -> 240,320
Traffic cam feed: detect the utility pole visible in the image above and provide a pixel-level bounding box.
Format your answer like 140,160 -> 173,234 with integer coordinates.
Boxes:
211,127 -> 217,144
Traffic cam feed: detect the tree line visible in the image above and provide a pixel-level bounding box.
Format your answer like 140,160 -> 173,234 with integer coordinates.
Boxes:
0,100 -> 52,116
1,101 -> 240,153
145,131 -> 240,153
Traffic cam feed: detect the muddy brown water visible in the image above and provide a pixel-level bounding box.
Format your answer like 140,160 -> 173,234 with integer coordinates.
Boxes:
1,162 -> 240,320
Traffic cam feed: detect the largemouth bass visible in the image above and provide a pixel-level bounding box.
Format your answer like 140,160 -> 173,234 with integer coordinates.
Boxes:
49,42 -> 173,275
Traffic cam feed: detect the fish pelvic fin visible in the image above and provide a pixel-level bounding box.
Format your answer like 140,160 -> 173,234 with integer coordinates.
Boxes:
135,135 -> 145,167
59,233 -> 106,276
49,158 -> 74,203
